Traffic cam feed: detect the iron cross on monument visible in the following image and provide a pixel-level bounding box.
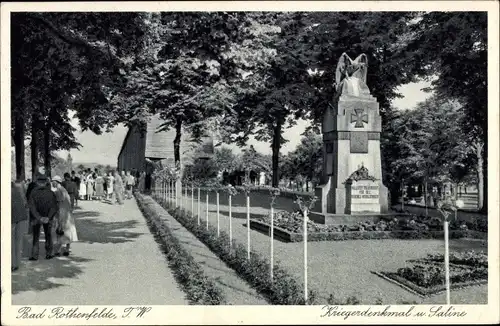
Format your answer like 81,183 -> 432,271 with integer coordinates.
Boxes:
351,109 -> 368,128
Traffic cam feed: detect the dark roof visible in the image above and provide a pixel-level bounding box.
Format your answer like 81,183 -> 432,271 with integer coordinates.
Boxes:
119,113 -> 214,164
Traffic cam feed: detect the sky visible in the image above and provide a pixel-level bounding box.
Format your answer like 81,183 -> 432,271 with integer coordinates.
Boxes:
56,81 -> 432,166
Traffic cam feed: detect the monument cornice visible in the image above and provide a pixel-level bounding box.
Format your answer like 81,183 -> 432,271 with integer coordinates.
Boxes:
323,131 -> 380,141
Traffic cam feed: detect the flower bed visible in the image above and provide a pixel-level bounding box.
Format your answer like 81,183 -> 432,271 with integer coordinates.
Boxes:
409,251 -> 488,268
135,194 -> 226,305
249,210 -> 487,242
372,250 -> 488,297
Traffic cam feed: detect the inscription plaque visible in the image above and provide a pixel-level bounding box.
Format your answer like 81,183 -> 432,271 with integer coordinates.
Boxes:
350,131 -> 368,153
349,179 -> 380,213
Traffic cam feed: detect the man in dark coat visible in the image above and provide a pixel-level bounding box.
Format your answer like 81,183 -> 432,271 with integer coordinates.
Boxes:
28,173 -> 59,260
71,170 -> 81,206
62,172 -> 78,211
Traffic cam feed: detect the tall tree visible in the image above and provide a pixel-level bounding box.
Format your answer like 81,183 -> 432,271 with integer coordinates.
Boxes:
285,130 -> 323,191
11,12 -> 151,179
389,96 -> 474,207
404,11 -> 487,211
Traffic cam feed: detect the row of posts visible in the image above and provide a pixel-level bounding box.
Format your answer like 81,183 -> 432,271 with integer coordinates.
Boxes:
152,180 -> 311,304
152,181 -> 461,306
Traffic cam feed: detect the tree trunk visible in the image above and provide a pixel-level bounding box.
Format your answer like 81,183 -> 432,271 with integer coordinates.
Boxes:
173,118 -> 182,198
424,179 -> 428,217
30,116 -> 39,180
476,142 -> 484,211
389,183 -> 400,206
43,124 -> 52,178
271,122 -> 282,188
13,112 -> 25,181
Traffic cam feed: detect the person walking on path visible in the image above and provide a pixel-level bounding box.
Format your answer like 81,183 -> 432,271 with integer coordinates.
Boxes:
62,173 -> 78,211
28,173 -> 59,260
95,172 -> 105,201
103,173 -> 108,198
125,171 -> 135,199
107,171 -> 115,201
78,171 -> 87,200
11,180 -> 29,271
113,171 -> 124,205
71,171 -> 81,207
86,172 -> 95,201
52,176 -> 79,256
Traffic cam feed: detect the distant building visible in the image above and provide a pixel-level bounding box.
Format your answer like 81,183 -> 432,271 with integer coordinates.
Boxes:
117,114 -> 213,189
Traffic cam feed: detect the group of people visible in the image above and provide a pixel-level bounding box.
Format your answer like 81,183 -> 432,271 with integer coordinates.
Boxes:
11,168 -> 79,271
70,169 -> 139,205
11,166 -> 147,272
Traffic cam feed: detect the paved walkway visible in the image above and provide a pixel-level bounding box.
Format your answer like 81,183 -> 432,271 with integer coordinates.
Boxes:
140,194 -> 268,305
11,198 -> 188,305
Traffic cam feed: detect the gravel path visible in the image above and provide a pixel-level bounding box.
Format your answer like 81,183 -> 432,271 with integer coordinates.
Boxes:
142,195 -> 268,305
176,189 -> 487,305
11,198 -> 188,305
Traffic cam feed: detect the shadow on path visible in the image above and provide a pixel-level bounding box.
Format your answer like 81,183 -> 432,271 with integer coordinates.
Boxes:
73,210 -> 101,218
11,256 -> 92,295
75,217 -> 144,244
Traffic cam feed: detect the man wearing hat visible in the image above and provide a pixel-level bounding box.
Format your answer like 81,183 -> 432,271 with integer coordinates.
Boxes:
28,171 -> 59,260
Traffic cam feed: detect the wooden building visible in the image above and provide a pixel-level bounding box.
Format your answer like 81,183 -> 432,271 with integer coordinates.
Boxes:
117,114 -> 213,189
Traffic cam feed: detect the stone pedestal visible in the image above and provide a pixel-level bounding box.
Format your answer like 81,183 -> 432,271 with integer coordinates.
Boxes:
312,92 -> 389,222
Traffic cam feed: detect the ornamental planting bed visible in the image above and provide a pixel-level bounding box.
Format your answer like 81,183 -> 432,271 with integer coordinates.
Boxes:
372,250 -> 488,297
250,211 -> 487,243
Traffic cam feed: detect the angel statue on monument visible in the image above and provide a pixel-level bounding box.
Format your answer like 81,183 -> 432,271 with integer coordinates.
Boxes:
335,53 -> 370,97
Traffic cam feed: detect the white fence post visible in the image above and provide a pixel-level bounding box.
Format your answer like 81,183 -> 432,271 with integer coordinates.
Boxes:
216,191 -> 220,237
247,194 -> 250,261
184,186 -> 188,216
229,194 -> 233,250
197,188 -> 201,225
444,220 -> 450,305
175,181 -> 178,207
191,185 -> 194,216
270,205 -> 274,281
206,191 -> 209,230
304,208 -> 308,304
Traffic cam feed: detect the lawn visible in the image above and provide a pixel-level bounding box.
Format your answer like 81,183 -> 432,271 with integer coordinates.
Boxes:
173,189 -> 487,304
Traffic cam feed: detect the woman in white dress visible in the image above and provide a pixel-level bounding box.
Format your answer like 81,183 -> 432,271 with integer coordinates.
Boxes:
107,172 -> 114,200
51,176 -> 78,256
86,173 -> 95,200
79,173 -> 87,200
